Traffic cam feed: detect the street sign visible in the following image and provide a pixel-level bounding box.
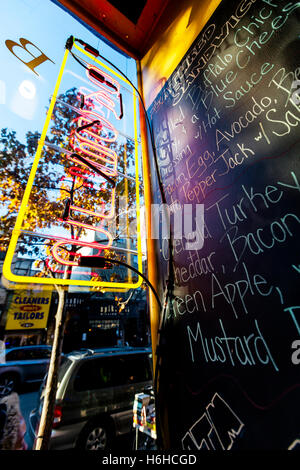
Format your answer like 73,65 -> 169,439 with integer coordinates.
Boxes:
5,290 -> 51,330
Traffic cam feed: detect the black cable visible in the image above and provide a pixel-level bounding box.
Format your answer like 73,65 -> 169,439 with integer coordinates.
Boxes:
69,50 -> 88,71
79,256 -> 162,310
67,36 -> 173,284
96,53 -> 168,207
68,36 -> 166,207
67,38 -> 174,448
69,152 -> 116,186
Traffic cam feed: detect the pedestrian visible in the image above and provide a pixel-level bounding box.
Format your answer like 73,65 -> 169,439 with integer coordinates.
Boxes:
0,392 -> 27,450
0,403 -> 7,442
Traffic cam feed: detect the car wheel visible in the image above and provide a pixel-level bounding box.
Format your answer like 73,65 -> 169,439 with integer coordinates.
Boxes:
77,421 -> 112,451
0,373 -> 19,396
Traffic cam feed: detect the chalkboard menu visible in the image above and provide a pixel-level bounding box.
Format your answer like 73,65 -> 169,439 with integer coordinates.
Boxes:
148,0 -> 300,449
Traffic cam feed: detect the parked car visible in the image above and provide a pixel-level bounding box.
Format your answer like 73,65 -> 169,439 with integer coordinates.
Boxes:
29,347 -> 153,450
0,345 -> 52,396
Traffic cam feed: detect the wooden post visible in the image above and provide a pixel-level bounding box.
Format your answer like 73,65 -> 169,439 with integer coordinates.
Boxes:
136,61 -> 161,372
34,286 -> 66,450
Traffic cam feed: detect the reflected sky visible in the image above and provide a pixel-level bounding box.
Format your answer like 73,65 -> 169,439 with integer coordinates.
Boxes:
0,0 -> 137,143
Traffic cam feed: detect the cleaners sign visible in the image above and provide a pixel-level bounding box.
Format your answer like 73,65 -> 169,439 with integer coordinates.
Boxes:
5,291 -> 51,330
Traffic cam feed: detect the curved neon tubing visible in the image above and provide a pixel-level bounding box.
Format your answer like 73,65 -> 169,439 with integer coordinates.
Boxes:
69,166 -> 94,179
70,187 -> 115,220
87,65 -> 120,96
52,232 -> 111,266
69,139 -> 118,176
45,258 -> 100,276
76,112 -> 118,143
69,166 -> 94,188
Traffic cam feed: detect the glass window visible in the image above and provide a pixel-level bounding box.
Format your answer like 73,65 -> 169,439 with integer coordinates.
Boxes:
74,358 -> 114,391
74,354 -> 151,391
0,0 -> 137,142
1,0 -> 141,291
21,348 -> 37,360
30,347 -> 51,359
120,354 -> 152,384
5,346 -> 50,361
5,348 -> 26,361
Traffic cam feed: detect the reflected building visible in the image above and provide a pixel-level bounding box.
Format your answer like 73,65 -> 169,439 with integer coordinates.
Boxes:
0,244 -> 149,351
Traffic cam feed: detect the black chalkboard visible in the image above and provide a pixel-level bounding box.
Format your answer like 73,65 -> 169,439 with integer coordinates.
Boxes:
148,0 -> 300,450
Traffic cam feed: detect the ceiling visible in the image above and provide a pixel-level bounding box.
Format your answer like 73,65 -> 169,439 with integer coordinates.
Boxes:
56,0 -> 173,59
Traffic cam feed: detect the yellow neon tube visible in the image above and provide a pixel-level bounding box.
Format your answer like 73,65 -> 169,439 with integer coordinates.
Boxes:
3,43 -> 143,290
133,88 -> 143,278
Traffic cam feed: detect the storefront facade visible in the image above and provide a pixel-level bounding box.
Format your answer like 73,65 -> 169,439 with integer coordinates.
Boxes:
0,0 -> 299,451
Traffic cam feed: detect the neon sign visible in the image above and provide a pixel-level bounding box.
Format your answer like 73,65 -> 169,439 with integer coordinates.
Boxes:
2,39 -> 143,290
85,65 -> 123,120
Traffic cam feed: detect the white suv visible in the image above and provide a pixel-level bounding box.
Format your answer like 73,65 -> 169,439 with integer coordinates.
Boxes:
29,347 -> 153,450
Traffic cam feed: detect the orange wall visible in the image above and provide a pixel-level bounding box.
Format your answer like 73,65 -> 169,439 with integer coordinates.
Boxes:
140,0 -> 222,109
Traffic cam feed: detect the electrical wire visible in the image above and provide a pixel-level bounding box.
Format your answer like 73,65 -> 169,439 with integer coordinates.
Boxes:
68,38 -> 174,448
67,37 -> 173,290
79,256 -> 162,310
69,50 -> 88,71
95,49 -> 176,450
69,38 -> 167,207
96,53 -> 168,207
